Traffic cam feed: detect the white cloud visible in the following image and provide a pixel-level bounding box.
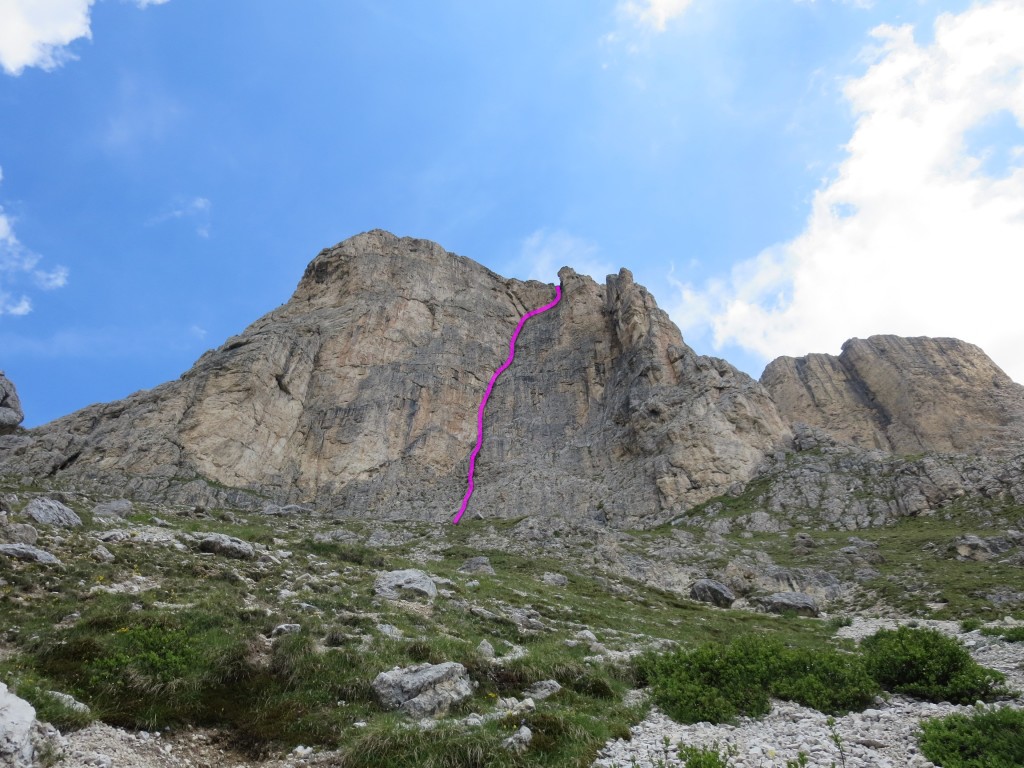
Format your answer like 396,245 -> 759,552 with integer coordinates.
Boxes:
0,0 -> 172,76
0,0 -> 94,76
620,0 -> 694,32
669,0 -> 1024,383
0,167 -> 69,316
517,229 -> 615,283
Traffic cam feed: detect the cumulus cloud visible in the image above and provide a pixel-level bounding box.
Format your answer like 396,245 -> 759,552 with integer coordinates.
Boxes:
0,0 -> 170,76
0,0 -> 94,76
669,0 -> 1024,382
1,169 -> 69,317
517,229 -> 615,283
619,0 -> 694,32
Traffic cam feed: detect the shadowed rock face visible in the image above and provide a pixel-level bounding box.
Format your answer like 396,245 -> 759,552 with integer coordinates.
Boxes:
0,372 -> 23,433
0,231 -> 789,527
761,335 -> 1024,455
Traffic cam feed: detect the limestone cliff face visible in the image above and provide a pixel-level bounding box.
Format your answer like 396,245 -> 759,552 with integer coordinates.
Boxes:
0,231 -> 789,527
761,335 -> 1024,455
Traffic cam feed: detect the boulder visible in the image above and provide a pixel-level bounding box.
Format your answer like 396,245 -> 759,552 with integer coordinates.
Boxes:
457,556 -> 495,576
0,544 -> 61,565
91,500 -> 133,519
689,578 -> 735,608
0,682 -> 39,767
372,662 -> 475,718
45,691 -> 89,715
951,534 -> 1015,561
0,524 -> 36,546
374,569 -> 437,601
0,373 -> 23,433
198,533 -> 256,560
23,498 -> 81,528
476,639 -> 495,659
755,592 -> 820,617
541,572 -> 568,586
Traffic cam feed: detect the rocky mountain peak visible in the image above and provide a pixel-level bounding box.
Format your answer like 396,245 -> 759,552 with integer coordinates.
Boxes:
0,231 -> 788,527
761,334 -> 1024,454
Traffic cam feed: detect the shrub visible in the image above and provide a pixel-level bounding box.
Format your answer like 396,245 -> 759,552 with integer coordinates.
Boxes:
918,706 -> 1024,768
772,647 -> 878,714
676,742 -> 736,767
861,626 -> 1009,704
637,634 -> 879,725
960,618 -> 983,633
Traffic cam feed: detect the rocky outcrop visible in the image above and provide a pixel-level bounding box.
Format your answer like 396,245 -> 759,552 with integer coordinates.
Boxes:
0,373 -> 23,434
762,336 -> 1024,455
0,231 -> 788,528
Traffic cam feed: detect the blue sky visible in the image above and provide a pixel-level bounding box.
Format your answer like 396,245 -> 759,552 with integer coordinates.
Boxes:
2,0 -> 1022,427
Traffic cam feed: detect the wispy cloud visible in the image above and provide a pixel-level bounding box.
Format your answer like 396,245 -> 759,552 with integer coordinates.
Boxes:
619,0 -> 694,32
0,168 -> 69,316
133,0 -> 170,7
147,196 -> 211,237
517,229 -> 614,283
668,0 -> 1024,382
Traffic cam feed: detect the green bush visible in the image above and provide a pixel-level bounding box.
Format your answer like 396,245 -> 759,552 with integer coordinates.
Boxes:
918,706 -> 1024,768
676,743 -> 736,767
772,647 -> 878,714
637,634 -> 879,725
861,626 -> 1009,704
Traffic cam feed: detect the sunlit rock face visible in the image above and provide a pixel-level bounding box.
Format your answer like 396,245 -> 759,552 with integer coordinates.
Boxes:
0,230 -> 790,528
762,335 -> 1024,455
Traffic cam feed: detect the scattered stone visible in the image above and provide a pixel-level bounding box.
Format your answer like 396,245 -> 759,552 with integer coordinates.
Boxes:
541,572 -> 568,586
0,543 -> 61,565
46,690 -> 90,715
457,556 -> 495,575
271,624 -> 301,638
261,503 -> 313,516
376,623 -> 403,639
91,500 -> 133,519
576,629 -> 598,643
24,497 -> 81,527
374,569 -> 438,601
198,533 -> 256,560
690,578 -> 736,608
372,662 -> 475,718
502,725 -> 532,754
524,680 -> 561,700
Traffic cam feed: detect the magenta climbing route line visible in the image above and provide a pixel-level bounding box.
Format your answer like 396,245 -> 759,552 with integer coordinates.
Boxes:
452,285 -> 562,524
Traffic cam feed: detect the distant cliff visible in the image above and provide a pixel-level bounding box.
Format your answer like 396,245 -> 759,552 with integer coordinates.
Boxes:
761,335 -> 1024,455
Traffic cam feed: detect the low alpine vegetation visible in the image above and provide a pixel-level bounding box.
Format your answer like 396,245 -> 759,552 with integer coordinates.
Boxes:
637,626 -> 1013,726
918,706 -> 1024,768
861,626 -> 1011,704
635,633 -> 879,724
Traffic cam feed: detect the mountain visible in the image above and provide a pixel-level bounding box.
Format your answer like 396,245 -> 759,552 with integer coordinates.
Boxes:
0,230 -> 789,527
2,231 -> 1024,767
762,335 -> 1024,455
